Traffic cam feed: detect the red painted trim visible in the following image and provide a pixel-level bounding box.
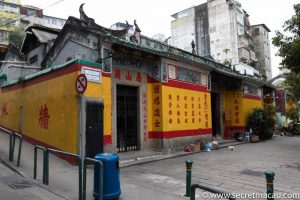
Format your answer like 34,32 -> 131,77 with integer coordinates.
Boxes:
224,126 -> 246,139
243,95 -> 262,101
225,126 -> 246,130
147,75 -> 160,83
23,134 -> 78,164
2,62 -> 104,93
0,125 -> 78,164
2,63 -> 79,93
102,72 -> 111,77
104,135 -> 112,145
163,79 -> 208,92
148,129 -> 212,139
0,125 -> 111,164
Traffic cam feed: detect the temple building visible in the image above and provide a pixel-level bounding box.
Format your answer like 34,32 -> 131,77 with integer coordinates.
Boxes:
0,5 -> 274,159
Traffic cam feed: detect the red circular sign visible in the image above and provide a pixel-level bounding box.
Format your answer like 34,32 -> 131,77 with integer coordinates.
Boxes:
76,74 -> 87,94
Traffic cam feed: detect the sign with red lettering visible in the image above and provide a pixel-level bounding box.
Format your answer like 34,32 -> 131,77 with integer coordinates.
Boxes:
76,74 -> 87,94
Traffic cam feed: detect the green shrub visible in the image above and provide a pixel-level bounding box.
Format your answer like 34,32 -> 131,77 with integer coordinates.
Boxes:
247,105 -> 275,140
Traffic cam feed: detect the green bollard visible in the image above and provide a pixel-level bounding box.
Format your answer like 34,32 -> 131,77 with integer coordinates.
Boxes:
185,160 -> 193,197
9,134 -> 13,161
43,150 -> 49,185
82,160 -> 87,200
16,137 -> 22,167
265,171 -> 275,200
34,147 -> 37,179
9,134 -> 15,161
78,157 -> 83,200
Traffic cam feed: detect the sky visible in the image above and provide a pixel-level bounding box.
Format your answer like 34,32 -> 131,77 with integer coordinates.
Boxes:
22,0 -> 300,78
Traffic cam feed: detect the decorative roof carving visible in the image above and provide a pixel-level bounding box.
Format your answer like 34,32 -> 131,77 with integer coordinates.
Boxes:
79,3 -> 95,25
78,4 -> 130,38
134,19 -> 141,33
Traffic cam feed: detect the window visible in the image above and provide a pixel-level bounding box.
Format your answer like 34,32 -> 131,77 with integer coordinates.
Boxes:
28,9 -> 36,16
176,66 -> 201,85
243,85 -> 260,96
29,55 -> 38,64
209,27 -> 216,33
9,5 -> 18,13
254,28 -> 259,36
237,23 -> 244,35
201,74 -> 207,86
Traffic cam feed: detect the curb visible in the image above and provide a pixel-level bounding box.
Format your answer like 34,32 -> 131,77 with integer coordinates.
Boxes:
0,153 -> 27,178
120,141 -> 246,168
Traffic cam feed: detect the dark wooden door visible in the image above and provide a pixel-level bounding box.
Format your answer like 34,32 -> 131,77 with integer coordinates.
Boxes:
211,93 -> 220,136
117,85 -> 138,152
86,102 -> 103,158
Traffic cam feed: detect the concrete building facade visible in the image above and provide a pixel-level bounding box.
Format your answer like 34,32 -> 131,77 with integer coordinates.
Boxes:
0,0 -> 20,49
20,5 -> 66,29
0,1 -> 65,56
171,0 -> 272,80
251,24 -> 272,79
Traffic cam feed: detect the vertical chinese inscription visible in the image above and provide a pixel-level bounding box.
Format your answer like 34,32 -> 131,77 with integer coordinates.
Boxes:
1,101 -> 8,118
184,95 -> 188,124
142,93 -> 148,141
176,94 -> 181,124
233,92 -> 240,124
39,104 -> 50,130
168,94 -> 173,125
153,84 -> 161,128
204,93 -> 209,128
198,96 -> 202,123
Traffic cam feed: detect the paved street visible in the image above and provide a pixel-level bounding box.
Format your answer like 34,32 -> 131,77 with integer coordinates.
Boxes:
121,135 -> 300,199
0,133 -> 300,199
0,157 -> 65,200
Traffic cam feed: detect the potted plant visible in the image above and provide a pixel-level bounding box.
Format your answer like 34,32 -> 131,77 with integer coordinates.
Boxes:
247,108 -> 264,142
247,105 -> 275,141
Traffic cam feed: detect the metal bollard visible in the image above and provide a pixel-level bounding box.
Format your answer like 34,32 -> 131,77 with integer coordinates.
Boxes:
185,160 -> 193,197
15,133 -> 22,167
9,134 -> 15,161
265,171 -> 275,200
9,134 -> 13,161
34,146 -> 46,180
43,150 -> 49,185
79,158 -> 83,200
34,147 -> 38,179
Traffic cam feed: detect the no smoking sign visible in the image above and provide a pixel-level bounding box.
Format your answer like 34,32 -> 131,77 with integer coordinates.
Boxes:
76,74 -> 88,94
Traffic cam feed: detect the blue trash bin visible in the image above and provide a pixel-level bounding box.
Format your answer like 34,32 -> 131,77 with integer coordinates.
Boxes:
94,153 -> 121,200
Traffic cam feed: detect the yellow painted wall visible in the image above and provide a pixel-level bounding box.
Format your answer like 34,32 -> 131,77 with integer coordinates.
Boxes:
224,91 -> 262,127
84,76 -> 111,137
224,91 -> 243,127
0,72 -> 79,153
147,83 -> 163,132
148,83 -> 212,132
0,61 -> 111,154
242,97 -> 263,126
286,99 -> 296,111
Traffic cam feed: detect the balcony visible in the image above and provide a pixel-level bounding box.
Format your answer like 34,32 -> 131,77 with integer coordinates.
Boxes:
238,47 -> 250,63
238,36 -> 249,48
250,50 -> 257,62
